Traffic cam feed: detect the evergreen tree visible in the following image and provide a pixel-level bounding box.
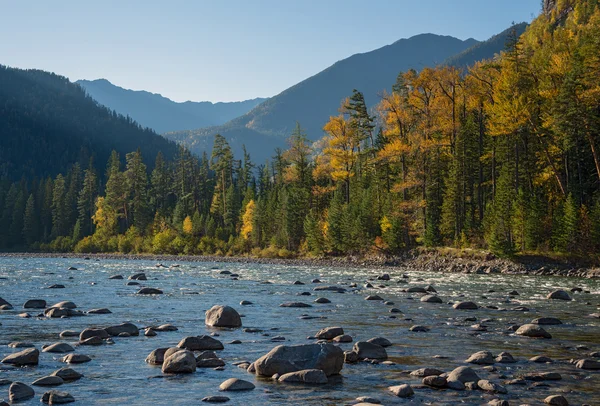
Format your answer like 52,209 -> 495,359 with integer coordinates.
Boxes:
23,193 -> 38,246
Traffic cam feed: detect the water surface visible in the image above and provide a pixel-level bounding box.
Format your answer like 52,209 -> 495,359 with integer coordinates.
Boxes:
0,257 -> 599,405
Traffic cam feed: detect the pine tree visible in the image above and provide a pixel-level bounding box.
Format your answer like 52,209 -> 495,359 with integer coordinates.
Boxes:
125,150 -> 151,232
78,159 -> 98,237
51,174 -> 69,238
485,166 -> 515,256
23,193 -> 38,246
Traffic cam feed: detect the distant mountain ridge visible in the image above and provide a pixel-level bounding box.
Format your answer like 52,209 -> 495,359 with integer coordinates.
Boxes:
76,79 -> 266,134
444,23 -> 528,68
165,33 -> 481,162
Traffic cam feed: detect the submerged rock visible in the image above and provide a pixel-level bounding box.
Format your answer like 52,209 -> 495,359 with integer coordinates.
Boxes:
420,295 -> 442,303
136,287 -> 162,294
60,354 -> 91,364
32,376 -> 64,387
453,301 -> 478,310
279,302 -> 312,308
544,395 -> 569,405
389,384 -> 414,398
43,343 -> 74,353
178,336 -> 224,351
41,390 -> 74,404
575,359 -> 600,370
105,323 -> 139,336
219,378 -> 255,391
23,299 -> 46,309
278,369 -> 328,384
516,324 -> 552,339
547,290 -> 571,300
50,368 -> 83,382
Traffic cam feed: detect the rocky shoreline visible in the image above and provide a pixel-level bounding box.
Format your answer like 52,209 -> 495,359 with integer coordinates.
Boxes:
1,251 -> 599,278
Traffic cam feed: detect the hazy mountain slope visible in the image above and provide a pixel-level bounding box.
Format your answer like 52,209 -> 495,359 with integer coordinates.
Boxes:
76,79 -> 266,133
0,65 -> 179,181
166,33 -> 478,161
444,23 -> 528,67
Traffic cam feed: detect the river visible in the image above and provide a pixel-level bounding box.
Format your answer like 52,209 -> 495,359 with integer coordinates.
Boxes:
0,257 -> 599,405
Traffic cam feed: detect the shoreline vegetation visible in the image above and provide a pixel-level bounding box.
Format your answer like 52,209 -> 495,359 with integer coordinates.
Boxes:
2,249 -> 598,278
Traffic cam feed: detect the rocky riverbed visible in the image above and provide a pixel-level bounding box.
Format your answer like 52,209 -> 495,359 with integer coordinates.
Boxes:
0,256 -> 599,405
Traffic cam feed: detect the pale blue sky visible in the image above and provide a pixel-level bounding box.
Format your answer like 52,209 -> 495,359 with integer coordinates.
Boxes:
0,0 -> 540,102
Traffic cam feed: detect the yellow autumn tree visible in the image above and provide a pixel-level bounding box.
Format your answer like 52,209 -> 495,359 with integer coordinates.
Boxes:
241,199 -> 255,240
182,215 -> 193,235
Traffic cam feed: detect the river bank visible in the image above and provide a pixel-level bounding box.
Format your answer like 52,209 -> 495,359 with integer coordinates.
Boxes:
1,250 -> 599,278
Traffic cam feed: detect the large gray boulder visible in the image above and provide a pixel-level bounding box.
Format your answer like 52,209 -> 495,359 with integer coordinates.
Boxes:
205,305 -> 242,328
2,348 -> 39,366
353,341 -> 387,360
162,350 -> 196,374
253,343 -> 344,377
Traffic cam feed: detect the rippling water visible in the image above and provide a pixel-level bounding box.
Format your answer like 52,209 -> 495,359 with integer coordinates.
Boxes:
0,257 -> 599,405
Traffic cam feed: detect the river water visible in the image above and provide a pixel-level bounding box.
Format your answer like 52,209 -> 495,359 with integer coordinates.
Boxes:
0,257 -> 599,405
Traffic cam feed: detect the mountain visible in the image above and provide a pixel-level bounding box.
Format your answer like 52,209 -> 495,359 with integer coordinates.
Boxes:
76,79 -> 266,134
0,65 -> 179,181
165,34 -> 479,161
443,23 -> 528,67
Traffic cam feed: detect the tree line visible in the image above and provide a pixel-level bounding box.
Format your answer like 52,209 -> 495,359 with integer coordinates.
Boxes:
1,0 -> 600,259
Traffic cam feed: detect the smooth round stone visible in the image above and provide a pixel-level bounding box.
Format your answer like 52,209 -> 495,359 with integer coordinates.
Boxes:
9,382 -> 34,402
60,354 -> 91,364
41,390 -> 75,404
43,343 -> 74,353
32,376 -> 64,386
219,378 -> 255,391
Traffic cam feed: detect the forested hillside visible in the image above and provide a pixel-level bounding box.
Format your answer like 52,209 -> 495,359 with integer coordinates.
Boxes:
2,0 -> 599,259
0,66 -> 179,181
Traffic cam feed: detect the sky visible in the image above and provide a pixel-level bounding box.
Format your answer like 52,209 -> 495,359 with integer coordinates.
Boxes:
0,0 -> 540,103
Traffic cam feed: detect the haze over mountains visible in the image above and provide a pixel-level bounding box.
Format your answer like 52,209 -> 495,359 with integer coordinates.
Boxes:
76,79 -> 267,134
163,24 -> 527,162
